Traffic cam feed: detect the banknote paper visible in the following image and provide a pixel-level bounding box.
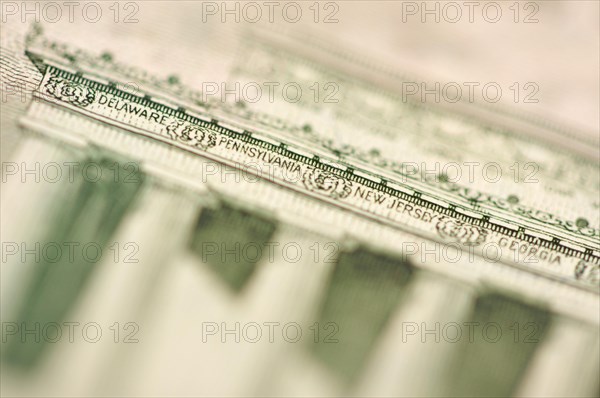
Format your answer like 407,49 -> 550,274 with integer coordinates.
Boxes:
0,1 -> 599,397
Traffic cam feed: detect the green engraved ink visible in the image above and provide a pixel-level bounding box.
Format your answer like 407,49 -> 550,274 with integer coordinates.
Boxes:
310,247 -> 414,381
189,204 -> 276,292
2,157 -> 144,369
439,292 -> 551,397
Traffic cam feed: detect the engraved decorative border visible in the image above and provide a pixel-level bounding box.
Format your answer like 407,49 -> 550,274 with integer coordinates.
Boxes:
25,58 -> 600,267
23,36 -> 600,243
